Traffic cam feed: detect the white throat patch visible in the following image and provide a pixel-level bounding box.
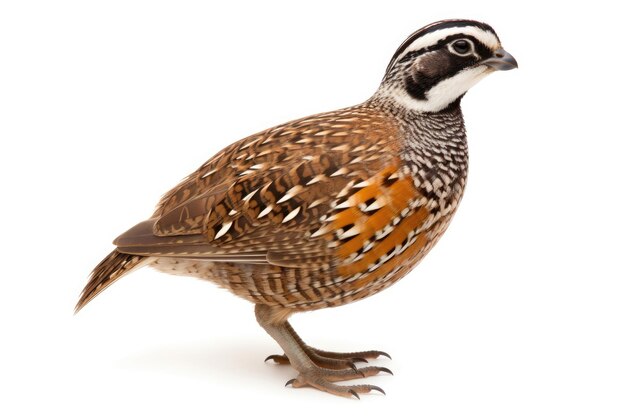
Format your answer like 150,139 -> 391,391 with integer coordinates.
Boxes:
380,65 -> 492,113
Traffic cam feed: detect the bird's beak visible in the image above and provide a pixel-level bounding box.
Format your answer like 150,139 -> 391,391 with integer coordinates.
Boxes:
481,48 -> 518,71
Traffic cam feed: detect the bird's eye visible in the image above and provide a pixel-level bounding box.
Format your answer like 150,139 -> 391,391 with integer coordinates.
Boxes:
451,39 -> 472,55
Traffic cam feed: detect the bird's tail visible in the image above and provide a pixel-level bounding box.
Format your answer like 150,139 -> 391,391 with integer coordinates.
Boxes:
75,250 -> 149,313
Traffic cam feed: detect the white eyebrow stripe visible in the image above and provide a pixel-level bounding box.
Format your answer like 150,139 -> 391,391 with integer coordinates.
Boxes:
393,26 -> 500,67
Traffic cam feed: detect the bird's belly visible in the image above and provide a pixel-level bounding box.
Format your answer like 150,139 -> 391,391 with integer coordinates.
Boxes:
149,208 -> 456,312
150,257 -> 343,309
150,257 -> 262,302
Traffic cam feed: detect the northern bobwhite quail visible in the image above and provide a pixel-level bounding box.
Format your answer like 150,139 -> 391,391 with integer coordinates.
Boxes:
76,19 -> 517,398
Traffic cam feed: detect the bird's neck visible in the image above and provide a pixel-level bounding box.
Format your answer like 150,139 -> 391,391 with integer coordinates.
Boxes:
364,91 -> 469,216
364,91 -> 467,149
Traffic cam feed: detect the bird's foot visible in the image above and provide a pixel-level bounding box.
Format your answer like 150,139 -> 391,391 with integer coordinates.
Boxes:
285,365 -> 391,399
255,305 -> 392,398
265,342 -> 392,398
266,347 -> 390,371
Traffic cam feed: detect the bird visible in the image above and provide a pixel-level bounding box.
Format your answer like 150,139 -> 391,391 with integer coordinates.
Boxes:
76,19 -> 517,398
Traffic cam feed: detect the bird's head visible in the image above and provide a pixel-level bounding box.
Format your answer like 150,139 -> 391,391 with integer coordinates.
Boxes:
376,19 -> 517,113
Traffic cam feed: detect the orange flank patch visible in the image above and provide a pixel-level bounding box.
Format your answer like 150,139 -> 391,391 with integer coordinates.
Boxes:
348,184 -> 379,206
334,169 -> 421,262
337,205 -> 430,280
386,179 -> 416,212
329,163 -> 432,291
349,232 -> 429,292
331,207 -> 362,230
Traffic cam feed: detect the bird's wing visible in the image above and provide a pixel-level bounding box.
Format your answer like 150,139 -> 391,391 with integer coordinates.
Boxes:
114,107 -> 404,268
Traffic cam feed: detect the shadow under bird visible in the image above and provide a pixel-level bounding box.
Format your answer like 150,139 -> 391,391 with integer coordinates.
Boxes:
76,19 -> 517,398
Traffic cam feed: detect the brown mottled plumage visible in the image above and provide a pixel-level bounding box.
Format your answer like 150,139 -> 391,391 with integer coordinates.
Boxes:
76,19 -> 516,398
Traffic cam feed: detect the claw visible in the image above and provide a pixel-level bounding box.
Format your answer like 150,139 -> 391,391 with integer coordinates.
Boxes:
378,366 -> 393,375
265,354 -> 289,365
377,351 -> 392,360
348,389 -> 360,400
285,378 -> 296,387
349,362 -> 358,372
352,357 -> 368,363
369,385 -> 386,395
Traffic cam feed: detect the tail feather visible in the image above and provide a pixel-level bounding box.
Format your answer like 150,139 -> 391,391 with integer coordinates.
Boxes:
75,250 -> 148,313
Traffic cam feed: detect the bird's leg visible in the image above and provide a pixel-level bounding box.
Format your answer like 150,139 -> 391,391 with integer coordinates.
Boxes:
256,304 -> 391,398
265,322 -> 391,370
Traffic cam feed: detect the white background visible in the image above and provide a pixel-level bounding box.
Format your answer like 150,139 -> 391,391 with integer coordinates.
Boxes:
1,1 -> 624,416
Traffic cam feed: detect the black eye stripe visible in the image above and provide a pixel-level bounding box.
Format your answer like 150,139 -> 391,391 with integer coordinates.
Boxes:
392,34 -> 488,69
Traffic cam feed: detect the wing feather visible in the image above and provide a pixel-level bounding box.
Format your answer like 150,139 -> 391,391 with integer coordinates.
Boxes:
112,107 -> 401,268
